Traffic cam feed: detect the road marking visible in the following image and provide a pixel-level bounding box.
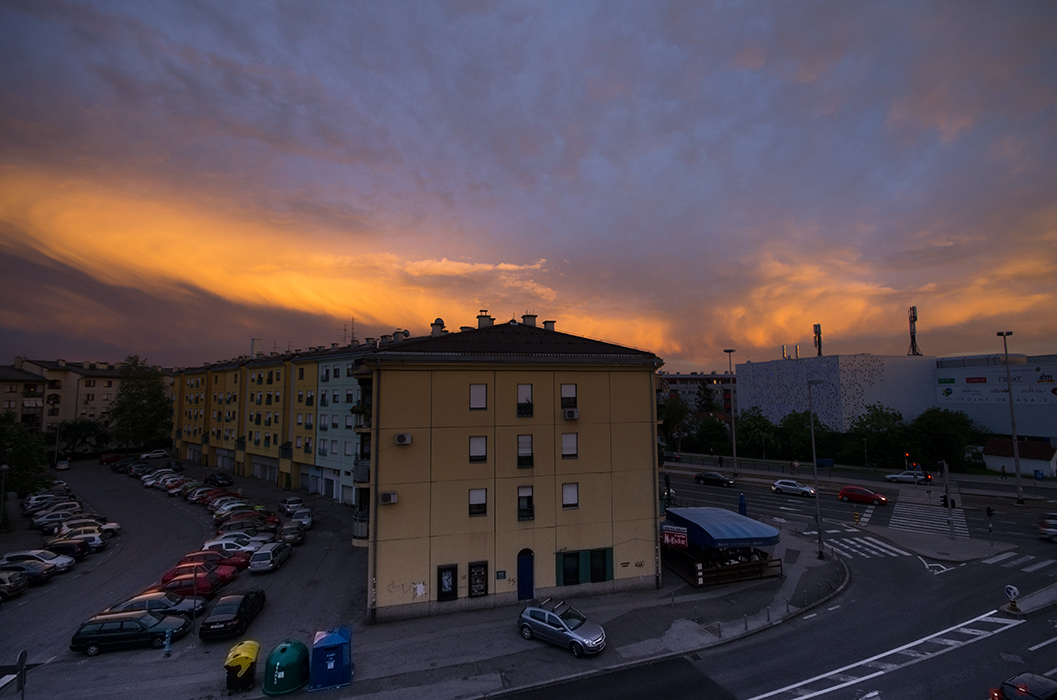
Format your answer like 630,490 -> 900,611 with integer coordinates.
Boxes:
1029,636 -> 1057,652
982,552 -> 1019,564
1024,559 -> 1056,573
1002,555 -> 1036,568
743,610 -> 1024,700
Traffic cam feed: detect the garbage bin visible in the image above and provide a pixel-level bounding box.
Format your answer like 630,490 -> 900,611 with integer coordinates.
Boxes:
263,639 -> 310,696
224,640 -> 260,694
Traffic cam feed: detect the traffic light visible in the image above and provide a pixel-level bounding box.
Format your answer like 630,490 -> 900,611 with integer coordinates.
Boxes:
940,493 -> 948,507
986,506 -> 994,518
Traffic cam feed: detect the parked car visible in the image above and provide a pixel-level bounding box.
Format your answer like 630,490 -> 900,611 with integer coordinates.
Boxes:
1039,513 -> 1057,542
248,542 -> 292,573
1,549 -> 76,572
0,560 -> 58,584
70,610 -> 190,656
0,570 -> 30,600
771,480 -> 816,497
991,672 -> 1057,699
518,598 -> 606,658
99,453 -> 124,464
694,471 -> 736,487
885,470 -> 931,484
278,496 -> 305,515
290,508 -> 313,530
163,459 -> 184,472
179,549 -> 251,571
31,509 -> 82,529
215,520 -> 266,536
151,571 -> 225,599
837,486 -> 888,506
140,449 -> 169,459
198,589 -> 266,640
44,538 -> 92,560
105,590 -> 208,619
277,523 -> 305,546
162,561 -> 239,586
204,538 -> 263,556
56,519 -> 121,537
45,530 -> 108,552
205,472 -> 235,487
663,451 -> 681,463
54,459 -> 70,471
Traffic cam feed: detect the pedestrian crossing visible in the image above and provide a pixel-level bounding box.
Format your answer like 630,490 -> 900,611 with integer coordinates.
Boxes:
981,551 -> 1057,576
822,535 -> 913,559
888,487 -> 970,539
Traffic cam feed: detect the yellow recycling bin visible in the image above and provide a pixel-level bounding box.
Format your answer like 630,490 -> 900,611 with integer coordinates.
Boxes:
224,640 -> 260,695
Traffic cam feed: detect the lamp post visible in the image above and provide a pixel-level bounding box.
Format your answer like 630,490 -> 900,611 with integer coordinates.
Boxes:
997,332 -> 1025,505
808,380 -> 825,560
0,464 -> 9,532
723,349 -> 738,477
863,438 -> 868,470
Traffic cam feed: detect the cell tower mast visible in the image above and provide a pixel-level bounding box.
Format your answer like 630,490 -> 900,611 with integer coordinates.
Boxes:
907,306 -> 922,356
813,323 -> 822,357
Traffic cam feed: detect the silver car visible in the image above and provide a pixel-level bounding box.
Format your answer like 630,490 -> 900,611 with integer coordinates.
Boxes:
885,470 -> 931,484
248,542 -> 292,572
518,598 -> 606,658
771,479 -> 816,497
0,549 -> 76,573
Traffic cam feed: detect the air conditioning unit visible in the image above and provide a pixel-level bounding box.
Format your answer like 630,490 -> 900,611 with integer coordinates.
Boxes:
394,433 -> 412,445
563,408 -> 579,420
380,491 -> 398,505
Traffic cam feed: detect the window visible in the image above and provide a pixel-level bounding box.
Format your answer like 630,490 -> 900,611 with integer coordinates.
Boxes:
345,415 -> 354,429
296,436 -> 303,448
562,552 -> 580,586
469,383 -> 487,410
296,413 -> 303,425
84,379 -> 96,387
105,380 -> 112,387
331,439 -> 338,454
333,364 -> 340,378
333,390 -> 339,404
518,486 -> 534,520
517,384 -> 533,417
562,482 -> 579,509
561,383 -> 577,408
298,367 -> 304,380
469,436 -> 487,463
437,564 -> 457,602
344,441 -> 354,456
517,434 -> 534,468
331,415 -> 339,429
297,391 -> 304,403
84,393 -> 95,401
561,433 -> 578,459
345,390 -> 355,403
469,488 -> 487,516
468,561 -> 488,597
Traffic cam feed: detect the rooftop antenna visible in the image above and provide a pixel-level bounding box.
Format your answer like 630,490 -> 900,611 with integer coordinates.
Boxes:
908,306 -> 922,356
813,324 -> 822,357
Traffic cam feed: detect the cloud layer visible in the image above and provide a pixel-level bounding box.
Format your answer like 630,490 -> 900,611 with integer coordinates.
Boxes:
1,1 -> 1055,369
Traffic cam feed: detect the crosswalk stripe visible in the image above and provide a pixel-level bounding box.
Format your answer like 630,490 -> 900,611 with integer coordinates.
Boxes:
982,552 -> 1019,564
824,536 -> 913,559
1024,559 -> 1056,573
1003,555 -> 1036,568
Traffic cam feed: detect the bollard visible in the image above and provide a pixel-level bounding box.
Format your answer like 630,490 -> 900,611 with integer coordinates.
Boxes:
717,621 -> 722,638
693,606 -> 699,623
744,614 -> 748,631
163,627 -> 172,657
766,607 -> 771,623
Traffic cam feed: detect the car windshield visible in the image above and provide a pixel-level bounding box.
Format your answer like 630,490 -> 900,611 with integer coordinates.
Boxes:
140,612 -> 163,627
250,552 -> 269,561
35,551 -> 57,561
557,606 -> 586,630
212,599 -> 241,616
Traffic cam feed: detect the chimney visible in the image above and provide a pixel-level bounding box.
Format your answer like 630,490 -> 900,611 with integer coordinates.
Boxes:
331,343 -> 339,349
460,326 -> 474,332
380,335 -> 393,344
431,318 -> 446,336
782,345 -> 787,360
543,320 -> 556,331
521,314 -> 537,327
477,310 -> 494,328
58,359 -> 66,366
795,345 -> 800,359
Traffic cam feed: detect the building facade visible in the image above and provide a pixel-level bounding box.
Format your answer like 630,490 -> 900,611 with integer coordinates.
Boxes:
0,365 -> 46,430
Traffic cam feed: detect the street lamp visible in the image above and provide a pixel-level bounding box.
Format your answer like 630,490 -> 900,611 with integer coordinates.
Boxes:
723,349 -> 738,477
0,464 -> 8,532
808,380 -> 825,560
997,331 -> 1025,505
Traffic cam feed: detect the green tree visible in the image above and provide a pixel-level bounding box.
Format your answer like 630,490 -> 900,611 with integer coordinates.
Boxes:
736,407 -> 779,459
51,417 -> 109,458
907,407 -> 979,471
778,410 -> 836,464
658,394 -> 694,450
845,403 -> 907,470
0,411 -> 51,509
695,384 -> 720,414
105,355 -> 172,450
683,414 -> 730,455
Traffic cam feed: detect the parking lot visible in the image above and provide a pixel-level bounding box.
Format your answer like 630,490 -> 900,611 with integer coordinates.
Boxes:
0,458 -> 367,699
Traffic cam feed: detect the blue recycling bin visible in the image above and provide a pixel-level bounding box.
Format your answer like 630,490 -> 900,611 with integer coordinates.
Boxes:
308,627 -> 353,691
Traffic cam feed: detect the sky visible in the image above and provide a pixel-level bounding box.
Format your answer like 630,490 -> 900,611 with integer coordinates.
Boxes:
1,1 -> 1055,373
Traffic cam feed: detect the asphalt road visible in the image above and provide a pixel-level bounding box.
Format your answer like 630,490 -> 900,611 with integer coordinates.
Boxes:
0,459 -> 366,700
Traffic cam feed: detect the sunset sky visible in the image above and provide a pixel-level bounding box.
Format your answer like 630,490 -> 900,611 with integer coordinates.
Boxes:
2,1 -> 1055,373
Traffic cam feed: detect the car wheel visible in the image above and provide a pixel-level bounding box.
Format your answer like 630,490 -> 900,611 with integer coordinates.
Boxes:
695,478 -> 702,485
840,496 -> 849,502
570,642 -> 584,658
85,643 -> 101,657
151,636 -> 166,649
774,488 -> 783,494
872,499 -> 881,505
520,625 -> 534,640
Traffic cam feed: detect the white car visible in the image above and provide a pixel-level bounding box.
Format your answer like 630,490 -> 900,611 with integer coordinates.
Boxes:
203,538 -> 263,555
57,520 -> 121,537
885,470 -> 931,484
0,549 -> 76,573
771,480 -> 816,497
140,449 -> 169,459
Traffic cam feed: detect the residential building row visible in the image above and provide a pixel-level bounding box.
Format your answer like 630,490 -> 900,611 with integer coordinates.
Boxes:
169,312 -> 665,619
4,358 -> 138,433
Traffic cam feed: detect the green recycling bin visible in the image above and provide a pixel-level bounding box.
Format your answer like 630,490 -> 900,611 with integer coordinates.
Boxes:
262,639 -> 310,696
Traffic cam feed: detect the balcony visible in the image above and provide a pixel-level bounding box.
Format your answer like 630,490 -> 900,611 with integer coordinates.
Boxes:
305,397 -> 314,407
319,424 -> 328,431
352,460 -> 370,483
319,397 -> 329,407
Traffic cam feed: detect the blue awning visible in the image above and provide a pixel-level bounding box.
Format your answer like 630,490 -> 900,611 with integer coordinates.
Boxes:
664,507 -> 780,549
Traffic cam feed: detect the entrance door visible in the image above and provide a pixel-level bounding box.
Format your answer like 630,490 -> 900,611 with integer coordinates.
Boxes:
517,549 -> 534,600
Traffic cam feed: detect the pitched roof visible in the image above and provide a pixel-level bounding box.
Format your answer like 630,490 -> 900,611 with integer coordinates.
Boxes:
367,321 -> 663,367
0,365 -> 46,382
983,437 -> 1056,461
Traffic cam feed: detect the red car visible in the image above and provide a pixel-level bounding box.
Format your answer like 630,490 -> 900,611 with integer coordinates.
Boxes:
151,571 -> 224,599
179,549 -> 251,571
161,561 -> 239,586
837,486 -> 888,506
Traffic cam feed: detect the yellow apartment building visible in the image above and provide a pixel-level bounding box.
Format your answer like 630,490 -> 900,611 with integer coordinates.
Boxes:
361,313 -> 664,620
242,355 -> 290,483
287,354 -> 320,491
